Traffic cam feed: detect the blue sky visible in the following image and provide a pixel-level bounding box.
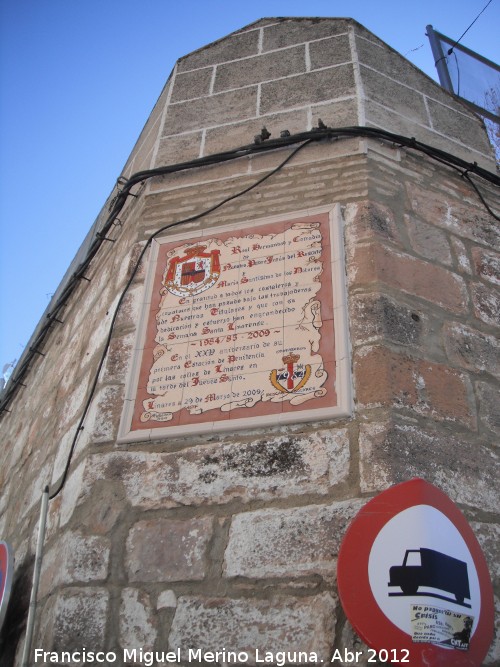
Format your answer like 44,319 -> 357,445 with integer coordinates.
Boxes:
1,0 -> 499,374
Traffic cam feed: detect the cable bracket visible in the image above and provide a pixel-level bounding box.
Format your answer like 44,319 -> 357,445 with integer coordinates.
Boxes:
96,232 -> 115,242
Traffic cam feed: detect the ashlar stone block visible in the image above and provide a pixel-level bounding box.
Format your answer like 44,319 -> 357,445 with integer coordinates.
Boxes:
355,346 -> 476,429
224,499 -> 365,579
476,381 -> 500,436
170,67 -> 213,103
451,237 -> 472,274
352,244 -> 469,314
120,588 -> 157,651
472,247 -> 500,286
427,98 -> 492,154
344,200 -> 401,246
38,587 -> 109,652
177,30 -> 259,72
350,293 -> 423,348
213,45 -> 306,93
38,532 -> 110,598
470,521 -> 500,580
260,65 -> 355,116
163,87 -> 258,136
126,516 -> 213,582
100,331 -> 134,385
204,108 -> 308,155
406,182 -> 500,249
82,384 -> 123,444
263,18 -> 350,51
337,621 -> 372,667
360,65 -> 428,125
484,595 -> 500,665
155,132 -> 203,168
405,215 -> 452,265
472,282 -> 500,327
75,430 -> 350,511
443,322 -> 500,379
359,422 -> 500,512
309,34 -> 352,70
169,593 -> 336,665
355,35 -> 451,104
310,97 -> 359,129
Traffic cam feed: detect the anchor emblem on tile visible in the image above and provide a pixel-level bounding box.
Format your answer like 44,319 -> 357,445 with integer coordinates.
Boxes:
164,245 -> 221,297
270,353 -> 311,393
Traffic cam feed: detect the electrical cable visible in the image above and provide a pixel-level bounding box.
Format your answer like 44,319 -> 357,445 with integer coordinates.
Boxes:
462,171 -> 500,220
1,125 -> 499,425
446,0 -> 494,56
434,0 -> 494,67
47,131 -> 500,499
47,137 -> 314,499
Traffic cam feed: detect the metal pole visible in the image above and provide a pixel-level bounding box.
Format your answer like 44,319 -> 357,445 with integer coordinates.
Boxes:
426,25 -> 454,93
21,485 -> 49,667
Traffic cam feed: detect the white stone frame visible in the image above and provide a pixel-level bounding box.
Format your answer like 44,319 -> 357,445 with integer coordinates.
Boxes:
118,205 -> 351,442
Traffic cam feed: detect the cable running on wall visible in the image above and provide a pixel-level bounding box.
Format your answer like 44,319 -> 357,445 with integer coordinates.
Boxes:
0,125 -> 499,426
48,137 -> 314,499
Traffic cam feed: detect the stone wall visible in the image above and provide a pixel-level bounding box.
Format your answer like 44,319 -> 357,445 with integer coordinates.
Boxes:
123,17 -> 496,178
0,17 -> 498,667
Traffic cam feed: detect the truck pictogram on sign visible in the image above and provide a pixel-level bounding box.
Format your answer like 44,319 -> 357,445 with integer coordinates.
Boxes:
388,548 -> 471,606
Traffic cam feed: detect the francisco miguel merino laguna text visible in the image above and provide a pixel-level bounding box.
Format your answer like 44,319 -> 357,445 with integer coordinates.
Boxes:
34,647 -> 322,665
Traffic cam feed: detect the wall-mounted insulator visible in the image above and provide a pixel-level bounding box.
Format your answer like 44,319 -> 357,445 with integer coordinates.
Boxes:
260,126 -> 271,140
254,126 -> 271,143
47,314 -> 64,324
116,176 -> 128,191
96,232 -> 115,243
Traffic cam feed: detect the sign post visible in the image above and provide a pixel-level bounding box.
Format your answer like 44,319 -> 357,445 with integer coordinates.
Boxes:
0,541 -> 13,632
337,479 -> 494,666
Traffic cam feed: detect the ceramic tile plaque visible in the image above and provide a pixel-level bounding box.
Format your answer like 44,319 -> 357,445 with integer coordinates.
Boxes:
119,206 -> 351,441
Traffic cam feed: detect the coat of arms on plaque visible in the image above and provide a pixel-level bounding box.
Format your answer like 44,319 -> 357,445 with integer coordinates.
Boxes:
270,353 -> 312,393
164,246 -> 221,297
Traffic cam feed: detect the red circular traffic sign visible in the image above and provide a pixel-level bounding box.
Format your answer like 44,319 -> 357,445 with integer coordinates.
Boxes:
337,479 -> 494,666
0,541 -> 13,631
